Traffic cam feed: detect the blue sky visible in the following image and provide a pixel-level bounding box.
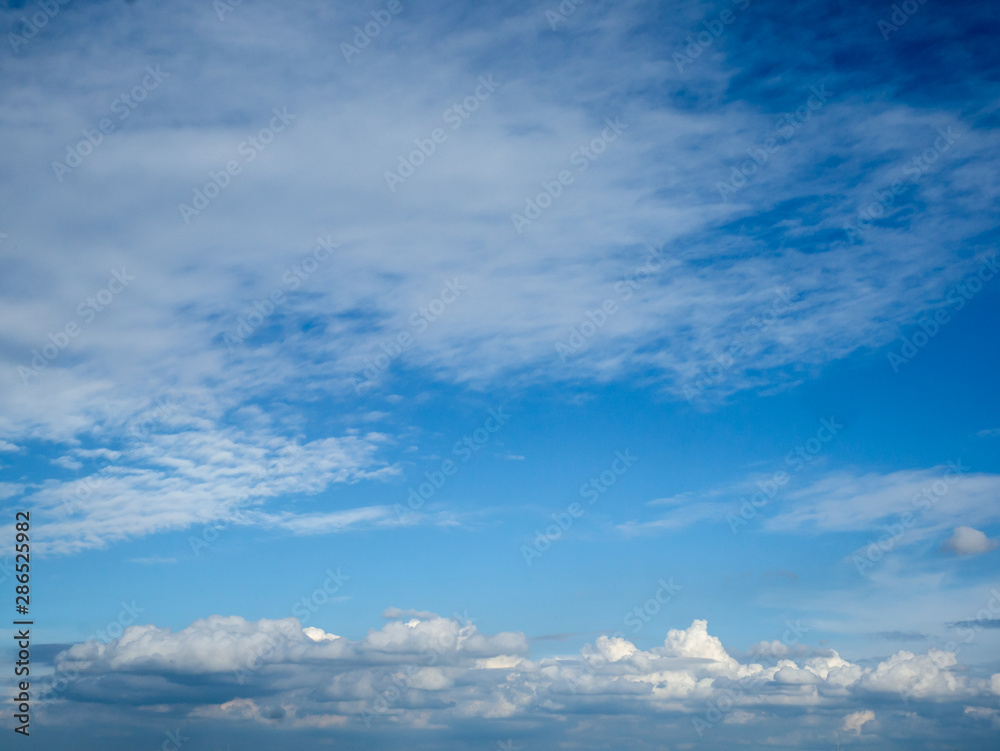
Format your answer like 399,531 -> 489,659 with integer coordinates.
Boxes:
1,0 -> 999,748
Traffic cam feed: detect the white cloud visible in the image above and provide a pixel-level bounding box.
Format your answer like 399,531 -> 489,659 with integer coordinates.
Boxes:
54,611 -> 526,679
8,421 -> 400,555
765,467 -> 1000,540
303,626 -> 341,643
859,649 -> 961,698
618,500 -> 728,534
620,466 -> 1000,543
0,0 -> 997,464
1,0 -> 998,573
259,506 -> 406,534
0,482 -> 25,500
942,526 -> 999,556
72,448 -> 122,461
51,455 -> 83,470
965,705 -> 999,719
843,709 -> 875,734
42,613 -> 996,737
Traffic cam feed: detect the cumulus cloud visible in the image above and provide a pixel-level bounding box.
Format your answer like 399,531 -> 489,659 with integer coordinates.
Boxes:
942,526 -> 999,556
303,627 -> 341,643
38,612 -> 998,742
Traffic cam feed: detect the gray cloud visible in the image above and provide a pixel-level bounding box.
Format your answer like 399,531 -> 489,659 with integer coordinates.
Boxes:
36,612 -> 1000,743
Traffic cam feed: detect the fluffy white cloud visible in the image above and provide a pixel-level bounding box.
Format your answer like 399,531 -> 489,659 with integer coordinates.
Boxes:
859,649 -> 962,699
942,526 -> 999,556
53,612 -> 527,679
303,626 -> 340,643
40,612 -> 998,740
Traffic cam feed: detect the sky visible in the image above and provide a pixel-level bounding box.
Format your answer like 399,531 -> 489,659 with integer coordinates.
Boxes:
1,0 -> 999,748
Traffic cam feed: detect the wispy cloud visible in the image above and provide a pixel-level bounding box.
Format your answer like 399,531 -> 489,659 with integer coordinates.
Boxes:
2,0 -> 998,460
10,421 -> 399,554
